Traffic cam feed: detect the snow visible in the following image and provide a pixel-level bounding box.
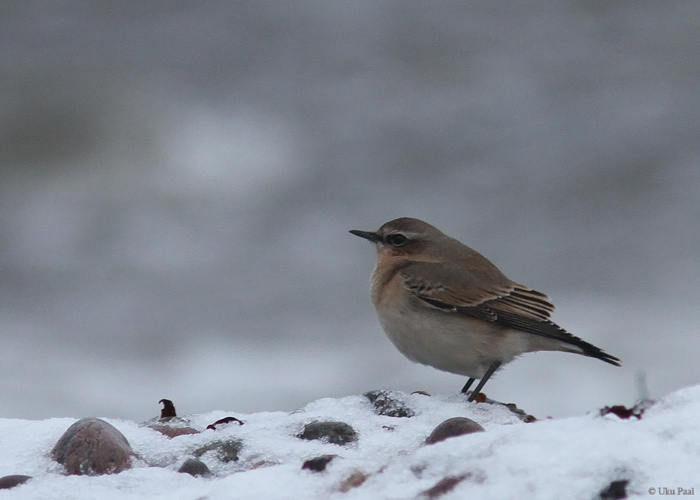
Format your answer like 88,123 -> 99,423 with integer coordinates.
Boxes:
1,386 -> 699,499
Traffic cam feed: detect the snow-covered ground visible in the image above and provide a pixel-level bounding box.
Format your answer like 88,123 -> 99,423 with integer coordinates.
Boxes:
1,385 -> 699,499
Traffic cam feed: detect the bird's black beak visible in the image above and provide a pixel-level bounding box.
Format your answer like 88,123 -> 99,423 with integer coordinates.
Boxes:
349,229 -> 382,243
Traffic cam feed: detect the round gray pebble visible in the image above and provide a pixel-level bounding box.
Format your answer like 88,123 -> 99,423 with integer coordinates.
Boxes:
178,458 -> 211,477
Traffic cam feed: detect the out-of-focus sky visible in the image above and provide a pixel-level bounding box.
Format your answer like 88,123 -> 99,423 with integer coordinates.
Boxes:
1,1 -> 699,420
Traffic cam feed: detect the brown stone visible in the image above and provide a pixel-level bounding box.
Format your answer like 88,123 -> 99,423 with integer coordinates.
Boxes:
51,418 -> 136,475
425,417 -> 484,445
298,421 -> 357,445
0,475 -> 31,489
302,454 -> 336,472
149,423 -> 200,438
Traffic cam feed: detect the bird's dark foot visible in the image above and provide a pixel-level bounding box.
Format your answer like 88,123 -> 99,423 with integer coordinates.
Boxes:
465,361 -> 502,402
460,378 -> 475,394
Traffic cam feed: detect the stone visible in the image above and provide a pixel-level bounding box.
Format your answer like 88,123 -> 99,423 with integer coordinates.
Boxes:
600,480 -> 629,500
193,439 -> 242,463
149,423 -> 200,438
425,417 -> 484,444
298,421 -> 357,445
302,454 -> 336,472
0,475 -> 31,489
178,458 -> 211,477
51,418 -> 135,475
364,390 -> 415,418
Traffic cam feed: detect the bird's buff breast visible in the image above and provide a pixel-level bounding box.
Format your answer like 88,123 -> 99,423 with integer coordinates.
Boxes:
371,268 -> 525,378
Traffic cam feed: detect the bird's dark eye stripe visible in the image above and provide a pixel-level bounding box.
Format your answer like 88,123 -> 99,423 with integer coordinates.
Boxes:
386,233 -> 408,246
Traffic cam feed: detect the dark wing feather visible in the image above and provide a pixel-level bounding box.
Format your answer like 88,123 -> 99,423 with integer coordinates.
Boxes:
458,305 -> 621,366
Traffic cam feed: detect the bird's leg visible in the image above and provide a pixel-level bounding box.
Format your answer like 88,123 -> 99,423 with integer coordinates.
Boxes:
466,361 -> 502,402
460,378 -> 475,394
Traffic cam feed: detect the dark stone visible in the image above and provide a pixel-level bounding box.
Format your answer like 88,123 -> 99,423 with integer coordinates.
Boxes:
600,480 -> 629,499
425,417 -> 484,444
298,421 -> 357,445
178,458 -> 211,477
193,440 -> 242,463
51,418 -> 135,476
364,390 -> 415,418
302,454 -> 336,472
0,475 -> 32,489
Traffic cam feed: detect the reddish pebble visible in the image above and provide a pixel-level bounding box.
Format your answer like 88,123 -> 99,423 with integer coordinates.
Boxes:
0,475 -> 31,490
426,417 -> 484,444
51,418 -> 135,475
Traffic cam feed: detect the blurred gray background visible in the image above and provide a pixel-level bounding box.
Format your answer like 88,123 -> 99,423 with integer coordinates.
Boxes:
1,1 -> 699,421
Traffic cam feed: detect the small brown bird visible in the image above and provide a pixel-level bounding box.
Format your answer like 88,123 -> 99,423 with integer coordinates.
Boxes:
350,217 -> 620,401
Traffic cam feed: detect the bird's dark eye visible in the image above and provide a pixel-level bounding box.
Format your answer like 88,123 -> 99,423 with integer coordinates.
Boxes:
385,233 -> 408,246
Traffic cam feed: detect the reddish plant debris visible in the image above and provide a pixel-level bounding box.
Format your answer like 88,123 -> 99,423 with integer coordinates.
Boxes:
473,393 -> 487,403
600,404 -> 644,420
382,425 -> 396,431
206,416 -> 244,430
338,471 -> 367,493
302,454 -> 336,472
159,399 -> 177,419
150,399 -> 201,437
421,474 -> 470,498
251,460 -> 277,469
504,403 -> 537,423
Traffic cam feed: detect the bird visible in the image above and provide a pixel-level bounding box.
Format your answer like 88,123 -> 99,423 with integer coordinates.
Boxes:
350,217 -> 620,402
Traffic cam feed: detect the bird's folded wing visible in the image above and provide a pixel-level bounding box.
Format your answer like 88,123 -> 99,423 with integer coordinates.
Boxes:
400,261 -> 621,366
399,261 -> 554,321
